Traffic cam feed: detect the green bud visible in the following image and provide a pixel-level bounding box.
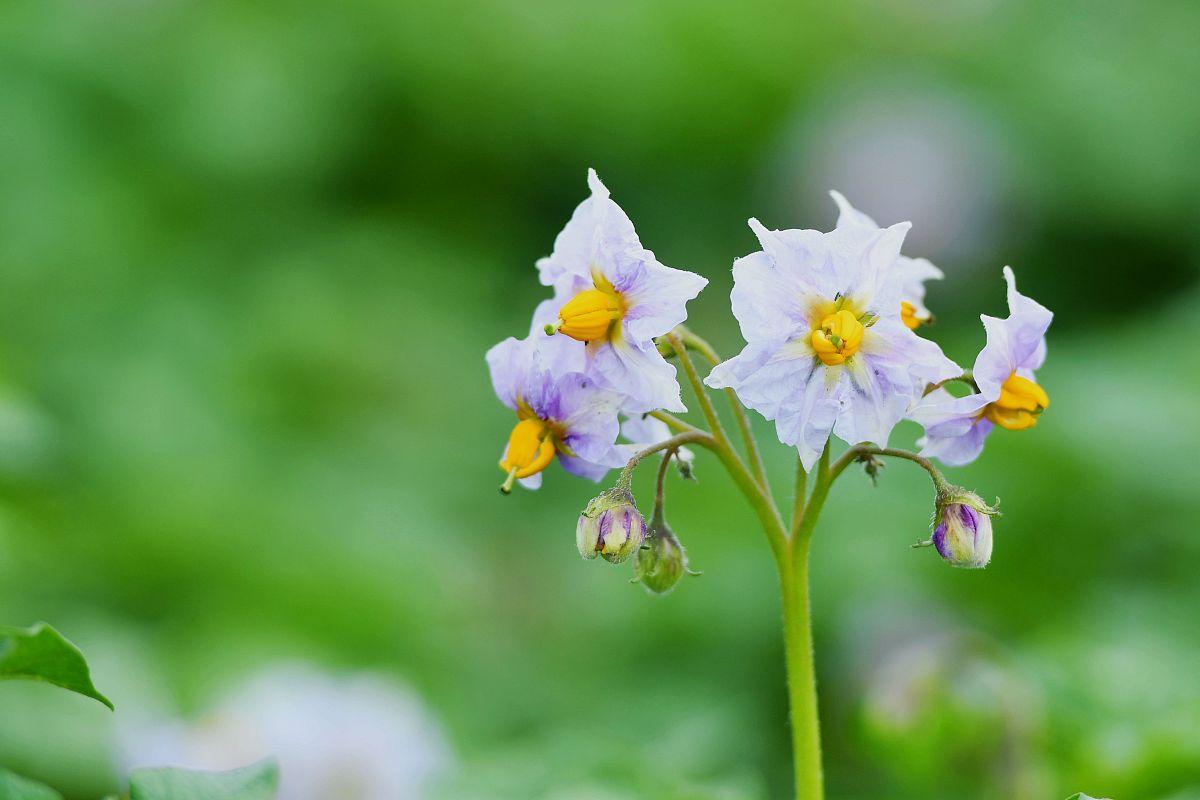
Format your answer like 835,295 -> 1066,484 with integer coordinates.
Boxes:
632,520 -> 697,594
576,488 -> 648,564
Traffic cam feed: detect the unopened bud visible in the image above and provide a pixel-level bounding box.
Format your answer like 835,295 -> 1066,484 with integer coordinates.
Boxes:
576,488 -> 648,564
923,488 -> 998,569
632,521 -> 697,594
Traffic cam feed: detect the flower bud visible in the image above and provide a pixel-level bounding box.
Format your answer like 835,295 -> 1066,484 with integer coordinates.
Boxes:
632,521 -> 696,595
930,489 -> 998,569
575,488 -> 648,564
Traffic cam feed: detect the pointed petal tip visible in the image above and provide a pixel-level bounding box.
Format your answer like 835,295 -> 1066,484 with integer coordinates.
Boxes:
586,167 -> 609,198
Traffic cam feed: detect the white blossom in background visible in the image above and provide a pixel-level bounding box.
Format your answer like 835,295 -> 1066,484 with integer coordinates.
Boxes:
829,191 -> 944,330
117,663 -> 452,800
706,195 -> 960,470
912,267 -> 1052,466
535,169 -> 708,413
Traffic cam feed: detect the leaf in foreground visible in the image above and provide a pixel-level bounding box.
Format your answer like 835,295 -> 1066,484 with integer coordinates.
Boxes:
0,767 -> 64,800
129,760 -> 279,800
0,622 -> 113,709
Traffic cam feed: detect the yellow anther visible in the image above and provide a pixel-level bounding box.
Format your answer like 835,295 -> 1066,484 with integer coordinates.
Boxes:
499,418 -> 556,483
983,373 -> 1049,431
550,287 -> 622,342
900,301 -> 924,330
811,308 -> 865,366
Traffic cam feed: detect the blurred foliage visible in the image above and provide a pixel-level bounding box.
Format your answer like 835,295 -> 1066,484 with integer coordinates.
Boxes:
0,0 -> 1198,798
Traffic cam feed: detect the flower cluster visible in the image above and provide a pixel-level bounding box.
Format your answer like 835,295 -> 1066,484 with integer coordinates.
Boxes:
486,169 -> 707,492
703,192 -> 1051,472
488,176 -> 1053,568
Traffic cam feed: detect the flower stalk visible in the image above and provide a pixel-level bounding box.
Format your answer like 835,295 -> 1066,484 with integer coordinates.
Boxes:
489,173 -> 1051,800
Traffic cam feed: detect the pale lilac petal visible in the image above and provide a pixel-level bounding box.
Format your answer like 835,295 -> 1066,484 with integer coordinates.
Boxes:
835,355 -> 913,448
559,454 -> 614,482
590,336 -> 685,414
911,388 -> 992,467
706,340 -> 839,470
535,168 -> 639,288
864,317 -> 962,391
620,261 -> 708,343
972,267 -> 1053,399
728,251 -> 816,342
557,375 -> 622,464
517,472 -> 543,490
485,336 -> 532,411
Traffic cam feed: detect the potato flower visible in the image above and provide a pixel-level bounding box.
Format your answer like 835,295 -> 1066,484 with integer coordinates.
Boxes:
536,169 -> 708,413
705,195 -> 960,470
912,266 -> 1052,466
486,333 -> 624,492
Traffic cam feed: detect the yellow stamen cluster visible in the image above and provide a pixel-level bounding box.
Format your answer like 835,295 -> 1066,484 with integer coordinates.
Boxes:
900,300 -> 929,331
546,272 -> 626,343
811,309 -> 865,366
499,418 -> 556,492
983,373 -> 1049,431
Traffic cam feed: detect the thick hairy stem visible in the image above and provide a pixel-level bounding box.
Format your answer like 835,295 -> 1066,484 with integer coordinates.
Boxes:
674,326 -> 769,490
779,540 -> 824,800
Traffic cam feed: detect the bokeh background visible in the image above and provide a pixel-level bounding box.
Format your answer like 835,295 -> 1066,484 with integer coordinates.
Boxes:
1,1 -> 1198,798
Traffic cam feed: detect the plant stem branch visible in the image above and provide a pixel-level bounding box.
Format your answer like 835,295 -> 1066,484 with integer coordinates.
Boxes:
647,410 -> 703,435
829,445 -> 950,493
790,455 -> 808,537
674,326 -> 769,490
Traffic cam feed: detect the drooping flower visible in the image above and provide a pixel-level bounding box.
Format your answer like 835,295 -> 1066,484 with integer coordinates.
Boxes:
486,334 -> 624,492
928,489 -> 998,569
536,169 -> 708,413
575,487 -> 648,563
912,266 -> 1052,466
830,191 -> 944,330
705,195 -> 960,470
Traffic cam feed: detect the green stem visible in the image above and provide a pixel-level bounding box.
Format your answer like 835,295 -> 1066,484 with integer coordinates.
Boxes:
790,455 -> 808,537
779,538 -> 823,800
673,326 -> 769,490
647,409 -> 703,435
829,445 -> 950,493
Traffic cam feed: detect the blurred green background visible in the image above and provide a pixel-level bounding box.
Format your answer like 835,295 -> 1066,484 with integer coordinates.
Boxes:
1,1 -> 1198,798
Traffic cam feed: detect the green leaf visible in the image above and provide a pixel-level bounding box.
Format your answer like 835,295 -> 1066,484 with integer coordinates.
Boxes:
0,622 -> 113,710
129,760 -> 279,800
0,767 -> 64,800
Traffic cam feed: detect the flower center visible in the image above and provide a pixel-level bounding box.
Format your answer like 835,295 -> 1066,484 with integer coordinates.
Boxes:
499,417 -> 556,489
900,301 -> 927,330
983,373 -> 1049,431
546,272 -> 625,342
810,308 -> 865,366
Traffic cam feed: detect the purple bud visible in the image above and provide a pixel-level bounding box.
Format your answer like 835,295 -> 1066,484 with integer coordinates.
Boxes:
576,488 -> 648,564
930,490 -> 997,569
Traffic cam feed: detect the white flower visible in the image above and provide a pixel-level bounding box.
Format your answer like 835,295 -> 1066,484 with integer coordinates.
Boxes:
117,662 -> 452,800
705,195 -> 960,470
912,267 -> 1052,466
830,191 -> 944,330
536,169 -> 708,414
486,334 -> 624,492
